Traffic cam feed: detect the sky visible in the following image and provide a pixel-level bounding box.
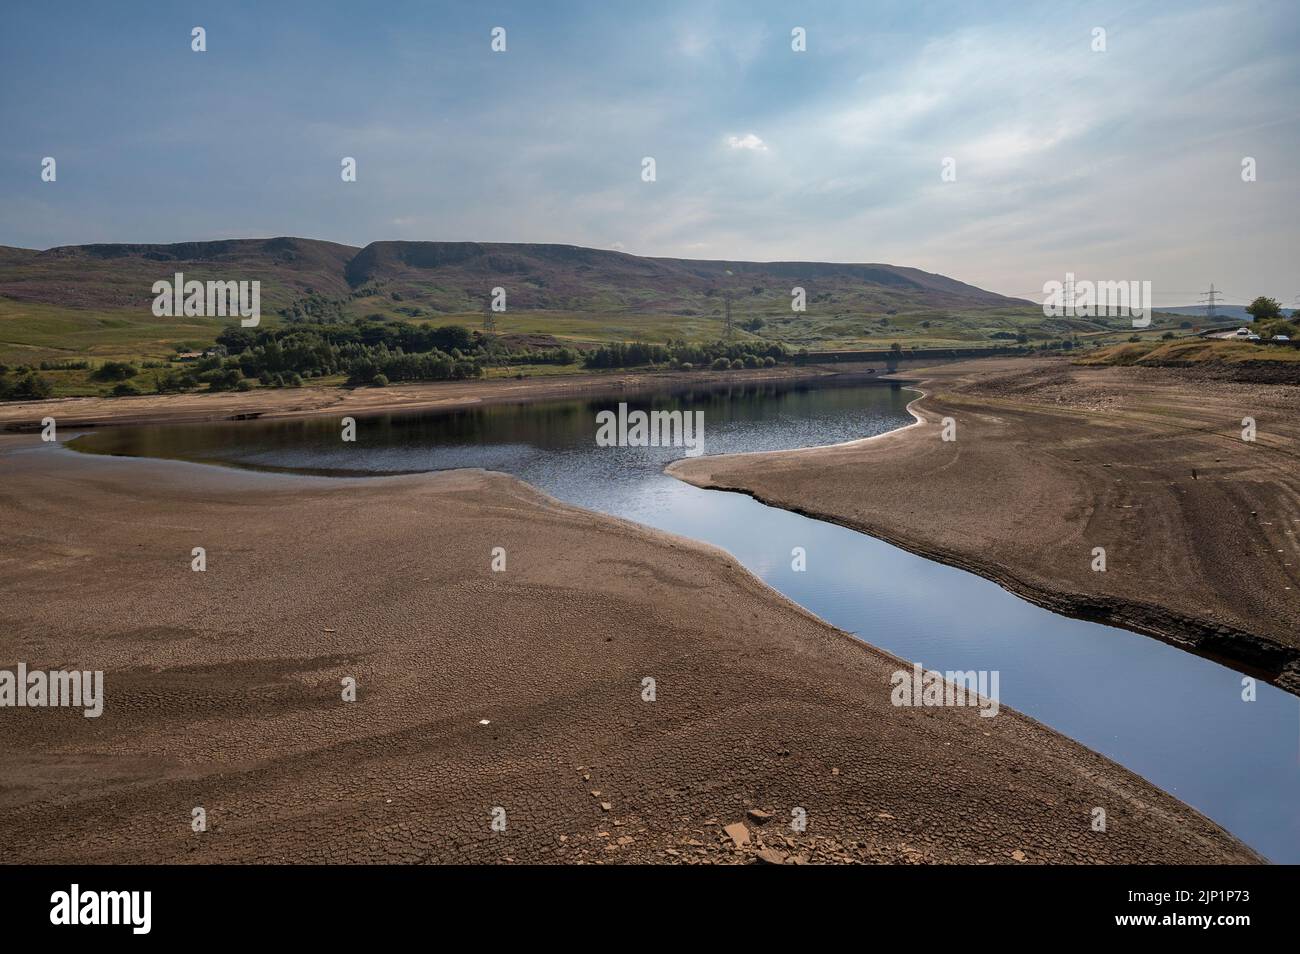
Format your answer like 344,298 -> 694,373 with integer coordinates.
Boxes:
1,0 -> 1297,305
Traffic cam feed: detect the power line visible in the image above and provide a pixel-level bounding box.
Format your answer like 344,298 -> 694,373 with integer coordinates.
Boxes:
1199,283 -> 1222,320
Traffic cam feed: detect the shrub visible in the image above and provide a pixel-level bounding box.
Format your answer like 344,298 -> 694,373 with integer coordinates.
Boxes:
730,358 -> 744,370
372,373 -> 389,387
204,368 -> 244,391
91,361 -> 138,382
156,370 -> 199,393
112,380 -> 142,397
711,357 -> 729,370
0,373 -> 54,401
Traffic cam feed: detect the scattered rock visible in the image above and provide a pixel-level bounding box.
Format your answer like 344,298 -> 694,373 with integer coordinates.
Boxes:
747,808 -> 773,825
723,822 -> 751,849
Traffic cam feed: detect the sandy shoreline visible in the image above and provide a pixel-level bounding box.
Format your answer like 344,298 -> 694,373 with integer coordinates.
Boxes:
671,357 -> 1300,694
0,432 -> 1261,863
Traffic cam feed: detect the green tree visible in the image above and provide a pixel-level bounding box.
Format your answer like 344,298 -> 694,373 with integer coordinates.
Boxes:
91,360 -> 138,382
1246,296 -> 1283,323
2,373 -> 54,400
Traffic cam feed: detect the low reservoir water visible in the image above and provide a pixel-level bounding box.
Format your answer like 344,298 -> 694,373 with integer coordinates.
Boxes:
71,376 -> 1300,862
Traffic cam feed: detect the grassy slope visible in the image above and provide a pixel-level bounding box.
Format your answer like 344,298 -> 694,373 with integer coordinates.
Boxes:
1079,338 -> 1300,367
0,238 -> 1190,396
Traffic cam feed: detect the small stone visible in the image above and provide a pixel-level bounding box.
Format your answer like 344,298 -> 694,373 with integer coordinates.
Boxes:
1011,849 -> 1027,862
723,822 -> 750,849
747,808 -> 773,825
601,802 -> 612,812
754,847 -> 786,865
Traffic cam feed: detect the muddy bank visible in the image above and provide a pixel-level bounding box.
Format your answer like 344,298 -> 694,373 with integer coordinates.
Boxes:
0,435 -> 1260,863
0,364 -> 861,431
670,357 -> 1300,693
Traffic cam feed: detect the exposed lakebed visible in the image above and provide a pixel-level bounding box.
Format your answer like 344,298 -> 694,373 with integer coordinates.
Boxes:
71,376 -> 1300,862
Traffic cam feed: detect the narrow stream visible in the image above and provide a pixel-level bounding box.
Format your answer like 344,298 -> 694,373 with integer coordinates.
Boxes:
71,376 -> 1300,862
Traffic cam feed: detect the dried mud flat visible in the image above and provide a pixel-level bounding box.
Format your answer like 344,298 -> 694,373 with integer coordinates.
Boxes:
671,356 -> 1300,693
0,433 -> 1261,864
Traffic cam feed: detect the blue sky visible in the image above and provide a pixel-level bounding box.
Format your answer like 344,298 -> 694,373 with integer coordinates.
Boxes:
1,0 -> 1296,303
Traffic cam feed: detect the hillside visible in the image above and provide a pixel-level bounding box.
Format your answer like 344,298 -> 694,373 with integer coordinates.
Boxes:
0,237 -> 1172,370
0,237 -> 359,311
1151,304 -> 1255,323
343,240 -> 1021,313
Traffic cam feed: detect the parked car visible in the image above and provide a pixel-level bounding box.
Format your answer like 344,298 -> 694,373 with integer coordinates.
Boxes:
1271,335 -> 1291,342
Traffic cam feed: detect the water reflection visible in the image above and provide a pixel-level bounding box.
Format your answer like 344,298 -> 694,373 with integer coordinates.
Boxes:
71,376 -> 1299,861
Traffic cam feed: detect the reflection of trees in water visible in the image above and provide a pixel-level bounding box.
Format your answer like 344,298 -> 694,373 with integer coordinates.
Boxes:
71,378 -> 913,472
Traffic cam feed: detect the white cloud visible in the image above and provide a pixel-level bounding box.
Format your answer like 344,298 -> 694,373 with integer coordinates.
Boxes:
727,133 -> 767,152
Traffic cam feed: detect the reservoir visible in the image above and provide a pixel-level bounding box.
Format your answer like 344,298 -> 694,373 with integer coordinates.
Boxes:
71,375 -> 1300,862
